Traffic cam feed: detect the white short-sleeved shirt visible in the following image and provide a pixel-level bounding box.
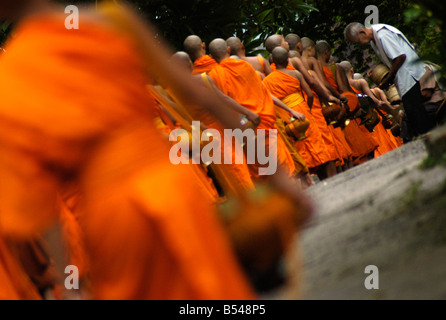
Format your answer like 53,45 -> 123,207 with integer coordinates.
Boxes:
371,24 -> 426,97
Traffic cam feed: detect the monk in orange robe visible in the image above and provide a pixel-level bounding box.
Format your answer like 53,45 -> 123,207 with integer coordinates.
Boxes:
163,51 -> 259,196
339,60 -> 401,157
209,39 -> 310,182
226,36 -> 272,79
296,37 -> 349,175
263,47 -> 332,177
207,38 -> 304,181
0,1 -> 258,300
184,35 -> 218,75
315,40 -> 378,165
265,35 -> 340,106
265,34 -> 352,171
352,73 -> 404,148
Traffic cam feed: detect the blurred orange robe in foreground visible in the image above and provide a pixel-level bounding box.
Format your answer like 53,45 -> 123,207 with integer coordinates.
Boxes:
192,55 -> 218,75
209,58 -> 296,178
263,70 -> 331,170
0,11 -> 255,299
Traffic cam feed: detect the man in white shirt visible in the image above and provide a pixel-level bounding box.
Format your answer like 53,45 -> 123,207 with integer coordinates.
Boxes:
344,22 -> 436,142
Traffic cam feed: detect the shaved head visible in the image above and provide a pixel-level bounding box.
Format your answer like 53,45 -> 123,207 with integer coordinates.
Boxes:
271,47 -> 289,68
289,50 -> 300,58
338,60 -> 353,74
353,73 -> 364,80
226,36 -> 243,56
315,40 -> 331,57
209,38 -> 229,62
171,51 -> 193,73
285,33 -> 301,51
301,37 -> 315,50
183,35 -> 204,61
265,34 -> 286,53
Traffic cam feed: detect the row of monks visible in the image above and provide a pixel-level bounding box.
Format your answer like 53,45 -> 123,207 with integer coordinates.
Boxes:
178,33 -> 403,186
0,1 -> 402,300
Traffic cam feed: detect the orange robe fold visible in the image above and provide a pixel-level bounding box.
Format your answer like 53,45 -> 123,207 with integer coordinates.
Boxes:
263,70 -> 331,169
0,11 -> 254,300
192,55 -> 218,75
209,58 -> 296,178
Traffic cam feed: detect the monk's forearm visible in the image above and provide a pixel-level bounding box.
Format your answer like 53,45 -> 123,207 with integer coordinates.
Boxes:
324,82 -> 341,98
306,94 -> 314,109
217,90 -> 251,117
380,54 -> 406,89
360,80 -> 381,105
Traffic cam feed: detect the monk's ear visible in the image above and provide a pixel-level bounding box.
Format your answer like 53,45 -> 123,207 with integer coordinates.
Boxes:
201,42 -> 206,51
226,46 -> 231,55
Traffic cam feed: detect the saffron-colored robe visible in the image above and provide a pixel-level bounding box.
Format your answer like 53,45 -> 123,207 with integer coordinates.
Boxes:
180,76 -> 256,194
209,58 -> 296,178
263,70 -> 331,169
192,55 -> 218,75
0,11 -> 255,300
305,70 -> 342,165
322,66 -> 378,161
350,85 -> 398,158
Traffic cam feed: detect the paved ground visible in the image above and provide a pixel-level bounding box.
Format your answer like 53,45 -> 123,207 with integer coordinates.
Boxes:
268,136 -> 446,300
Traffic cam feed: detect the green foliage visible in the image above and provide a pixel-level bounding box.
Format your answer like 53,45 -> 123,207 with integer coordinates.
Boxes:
0,21 -> 11,46
404,1 -> 446,88
130,0 -> 317,55
1,0 -> 444,76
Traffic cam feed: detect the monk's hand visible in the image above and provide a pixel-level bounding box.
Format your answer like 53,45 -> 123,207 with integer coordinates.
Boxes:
290,110 -> 305,122
246,111 -> 261,127
328,95 -> 341,105
339,94 -> 349,105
